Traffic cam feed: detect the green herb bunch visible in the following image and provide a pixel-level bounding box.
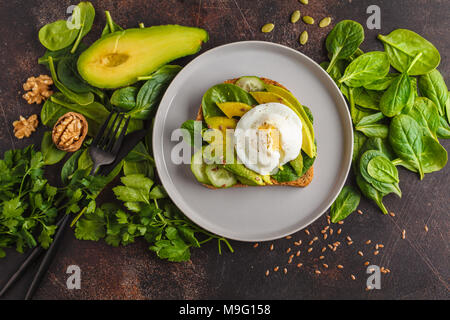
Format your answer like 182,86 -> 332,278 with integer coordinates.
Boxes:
324,20 -> 449,222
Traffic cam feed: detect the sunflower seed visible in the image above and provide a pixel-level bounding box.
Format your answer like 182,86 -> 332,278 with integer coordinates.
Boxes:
299,31 -> 308,45
261,23 -> 275,33
291,10 -> 301,23
302,16 -> 314,25
319,17 -> 332,28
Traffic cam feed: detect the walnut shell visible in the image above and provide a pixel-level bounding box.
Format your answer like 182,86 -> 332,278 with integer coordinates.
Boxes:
52,112 -> 88,152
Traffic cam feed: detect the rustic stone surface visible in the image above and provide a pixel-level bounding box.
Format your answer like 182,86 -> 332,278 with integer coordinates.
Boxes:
0,0 -> 448,300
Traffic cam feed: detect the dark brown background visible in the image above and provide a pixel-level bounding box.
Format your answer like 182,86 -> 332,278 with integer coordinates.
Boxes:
0,0 -> 448,300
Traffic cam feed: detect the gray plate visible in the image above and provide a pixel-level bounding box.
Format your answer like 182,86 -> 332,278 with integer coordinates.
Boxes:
153,41 -> 353,242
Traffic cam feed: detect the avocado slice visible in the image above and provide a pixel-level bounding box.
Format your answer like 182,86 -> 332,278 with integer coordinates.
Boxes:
205,116 -> 238,137
216,102 -> 252,118
250,90 -> 316,158
77,25 -> 208,88
224,163 -> 266,186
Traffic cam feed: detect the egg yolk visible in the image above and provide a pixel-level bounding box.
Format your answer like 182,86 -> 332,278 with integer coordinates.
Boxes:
258,123 -> 280,152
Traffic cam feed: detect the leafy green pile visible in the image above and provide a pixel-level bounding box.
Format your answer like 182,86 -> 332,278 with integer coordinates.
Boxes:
74,138 -> 233,262
324,20 -> 449,222
0,147 -> 58,258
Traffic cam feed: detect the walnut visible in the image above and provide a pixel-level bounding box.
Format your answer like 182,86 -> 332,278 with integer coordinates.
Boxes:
22,75 -> 53,104
52,112 -> 88,152
13,114 -> 39,139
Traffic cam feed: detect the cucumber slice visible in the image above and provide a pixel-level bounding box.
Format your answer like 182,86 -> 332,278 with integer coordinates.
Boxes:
205,164 -> 237,188
191,149 -> 211,184
235,76 -> 265,92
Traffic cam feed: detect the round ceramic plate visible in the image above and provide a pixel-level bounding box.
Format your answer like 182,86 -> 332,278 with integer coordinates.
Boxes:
153,41 -> 353,242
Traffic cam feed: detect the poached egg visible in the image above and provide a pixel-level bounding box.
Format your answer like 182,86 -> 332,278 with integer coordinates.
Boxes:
234,102 -> 302,175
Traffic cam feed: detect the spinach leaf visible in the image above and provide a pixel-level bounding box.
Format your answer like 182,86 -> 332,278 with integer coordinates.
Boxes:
418,69 -> 448,116
420,136 -> 447,173
378,29 -> 440,75
339,51 -> 390,88
61,149 -> 83,185
41,99 -> 70,127
353,131 -> 367,165
41,131 -> 66,165
343,86 -> 382,110
380,73 -> 411,117
38,20 -> 78,51
436,116 -> 450,139
406,97 -> 440,140
359,150 -> 401,197
202,83 -> 258,119
367,156 -> 399,183
389,114 -> 424,179
355,123 -> 389,138
360,137 -> 396,161
38,43 -> 87,68
300,148 -> 316,176
356,112 -> 385,127
363,73 -> 398,91
330,186 -> 361,223
70,2 -> 95,53
57,55 -> 94,94
48,56 -> 94,106
101,11 -> 123,36
356,172 -> 388,214
271,163 -> 299,182
111,87 -> 138,111
325,20 -> 364,74
131,65 -> 182,119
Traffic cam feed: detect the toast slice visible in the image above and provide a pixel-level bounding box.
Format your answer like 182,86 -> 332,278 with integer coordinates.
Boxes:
196,77 -> 314,188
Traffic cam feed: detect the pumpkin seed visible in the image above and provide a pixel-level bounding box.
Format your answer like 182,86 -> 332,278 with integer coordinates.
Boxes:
261,23 -> 275,33
299,31 -> 308,45
291,10 -> 301,23
302,16 -> 314,25
299,0 -> 308,4
319,17 -> 332,28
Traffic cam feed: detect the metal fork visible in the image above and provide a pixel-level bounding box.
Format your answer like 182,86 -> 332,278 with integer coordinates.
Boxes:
89,110 -> 130,175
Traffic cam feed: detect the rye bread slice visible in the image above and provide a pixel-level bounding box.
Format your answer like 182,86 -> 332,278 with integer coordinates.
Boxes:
196,77 -> 314,188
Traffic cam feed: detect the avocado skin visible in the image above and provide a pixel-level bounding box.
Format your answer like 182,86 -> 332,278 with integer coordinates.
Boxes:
77,25 -> 208,89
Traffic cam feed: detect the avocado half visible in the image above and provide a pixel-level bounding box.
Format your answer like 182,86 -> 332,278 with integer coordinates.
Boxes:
77,25 -> 208,88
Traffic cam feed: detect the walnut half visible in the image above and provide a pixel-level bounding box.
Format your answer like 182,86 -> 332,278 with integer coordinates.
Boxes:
13,114 -> 39,139
52,112 -> 88,152
23,75 -> 53,104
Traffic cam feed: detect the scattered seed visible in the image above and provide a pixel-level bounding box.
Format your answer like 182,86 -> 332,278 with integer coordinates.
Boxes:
315,270 -> 321,274
347,241 -> 353,245
274,266 -> 279,272
319,255 -> 325,260
296,250 -> 301,257
327,218 -> 331,225
351,274 -> 356,280
297,263 -> 303,268
364,261 -> 370,266
402,229 -> 406,239
389,212 -> 395,217
338,221 -> 344,225
424,225 -> 429,232
368,268 -> 375,272
302,16 -> 314,25
378,244 -> 384,248
313,236 -> 318,241
299,0 -> 308,4
329,228 -> 333,235
286,235 -> 292,239
332,246 -> 337,252
337,228 -> 342,234
308,240 -> 314,245
284,268 -> 288,274
365,240 -> 371,245
357,210 -> 363,215
270,244 -> 274,251
366,286 -> 372,291
286,248 -> 291,254
375,244 -> 379,250
358,251 -> 364,256
265,270 -> 270,276
374,250 -> 379,255
253,243 -> 259,248
321,247 -> 327,253
323,263 -> 329,268
346,236 -> 352,242
337,264 -> 344,269
304,229 -> 310,235
323,234 -> 328,240
307,247 -> 313,253
328,244 -> 333,250
261,23 -> 275,33
321,229 -> 326,234
319,17 -> 332,28
291,10 -> 301,23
